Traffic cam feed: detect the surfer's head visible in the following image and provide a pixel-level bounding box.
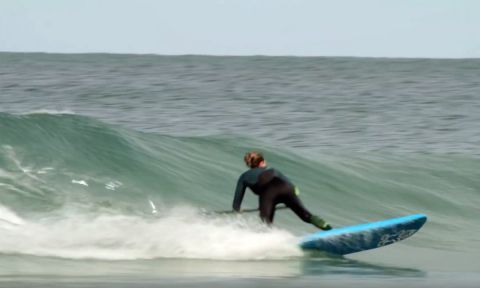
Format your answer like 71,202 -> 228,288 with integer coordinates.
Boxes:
244,151 -> 266,168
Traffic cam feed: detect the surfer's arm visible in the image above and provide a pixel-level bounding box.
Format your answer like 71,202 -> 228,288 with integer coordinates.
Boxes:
232,175 -> 247,212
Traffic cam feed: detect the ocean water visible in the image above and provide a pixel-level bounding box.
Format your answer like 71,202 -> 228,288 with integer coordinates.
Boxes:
0,52 -> 479,287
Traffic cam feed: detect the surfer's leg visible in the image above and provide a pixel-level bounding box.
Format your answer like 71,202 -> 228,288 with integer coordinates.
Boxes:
259,190 -> 277,224
282,192 -> 312,222
283,191 -> 332,230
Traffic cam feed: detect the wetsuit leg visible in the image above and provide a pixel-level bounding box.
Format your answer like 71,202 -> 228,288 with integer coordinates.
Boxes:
281,189 -> 313,223
279,188 -> 332,230
259,189 -> 278,224
260,183 -> 313,224
259,185 -> 332,229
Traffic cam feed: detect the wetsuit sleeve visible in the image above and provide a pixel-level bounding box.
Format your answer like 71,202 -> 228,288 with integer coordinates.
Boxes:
232,174 -> 247,211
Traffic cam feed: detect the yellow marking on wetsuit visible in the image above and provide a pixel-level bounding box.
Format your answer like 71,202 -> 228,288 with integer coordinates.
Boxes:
294,186 -> 300,195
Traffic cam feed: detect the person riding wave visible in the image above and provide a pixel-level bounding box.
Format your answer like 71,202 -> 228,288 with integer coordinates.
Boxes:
233,151 -> 332,230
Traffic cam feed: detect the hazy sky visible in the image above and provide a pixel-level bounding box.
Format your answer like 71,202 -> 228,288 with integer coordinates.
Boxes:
1,0 -> 479,58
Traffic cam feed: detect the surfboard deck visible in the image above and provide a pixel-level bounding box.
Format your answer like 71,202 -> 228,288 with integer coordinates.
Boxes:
299,214 -> 427,255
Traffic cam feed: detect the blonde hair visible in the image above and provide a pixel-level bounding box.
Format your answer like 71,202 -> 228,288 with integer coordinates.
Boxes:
244,151 -> 264,168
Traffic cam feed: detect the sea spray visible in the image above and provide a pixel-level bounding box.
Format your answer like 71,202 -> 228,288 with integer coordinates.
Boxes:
0,205 -> 301,260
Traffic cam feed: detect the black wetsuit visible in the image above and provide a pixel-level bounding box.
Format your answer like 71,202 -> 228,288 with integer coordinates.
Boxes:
232,167 -> 314,224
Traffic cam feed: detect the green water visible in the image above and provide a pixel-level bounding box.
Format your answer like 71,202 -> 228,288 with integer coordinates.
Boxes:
1,52 -> 479,287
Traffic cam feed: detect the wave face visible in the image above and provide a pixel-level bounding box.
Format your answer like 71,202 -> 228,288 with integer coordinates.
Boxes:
0,113 -> 303,260
0,112 -> 479,265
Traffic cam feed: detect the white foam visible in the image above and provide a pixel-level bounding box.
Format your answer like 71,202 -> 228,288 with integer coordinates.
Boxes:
148,200 -> 158,214
23,109 -> 76,115
0,206 -> 302,261
71,179 -> 89,186
105,181 -> 122,191
37,167 -> 55,174
0,205 -> 25,229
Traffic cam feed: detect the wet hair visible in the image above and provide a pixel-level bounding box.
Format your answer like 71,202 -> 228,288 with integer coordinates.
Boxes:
244,151 -> 265,168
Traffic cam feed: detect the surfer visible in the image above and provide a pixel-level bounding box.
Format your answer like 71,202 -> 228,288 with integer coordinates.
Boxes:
233,151 -> 332,230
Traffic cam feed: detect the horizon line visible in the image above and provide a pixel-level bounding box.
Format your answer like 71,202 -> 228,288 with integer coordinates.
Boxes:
1,50 -> 479,60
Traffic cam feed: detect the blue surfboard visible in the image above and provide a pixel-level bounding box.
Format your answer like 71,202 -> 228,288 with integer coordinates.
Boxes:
300,214 -> 427,255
